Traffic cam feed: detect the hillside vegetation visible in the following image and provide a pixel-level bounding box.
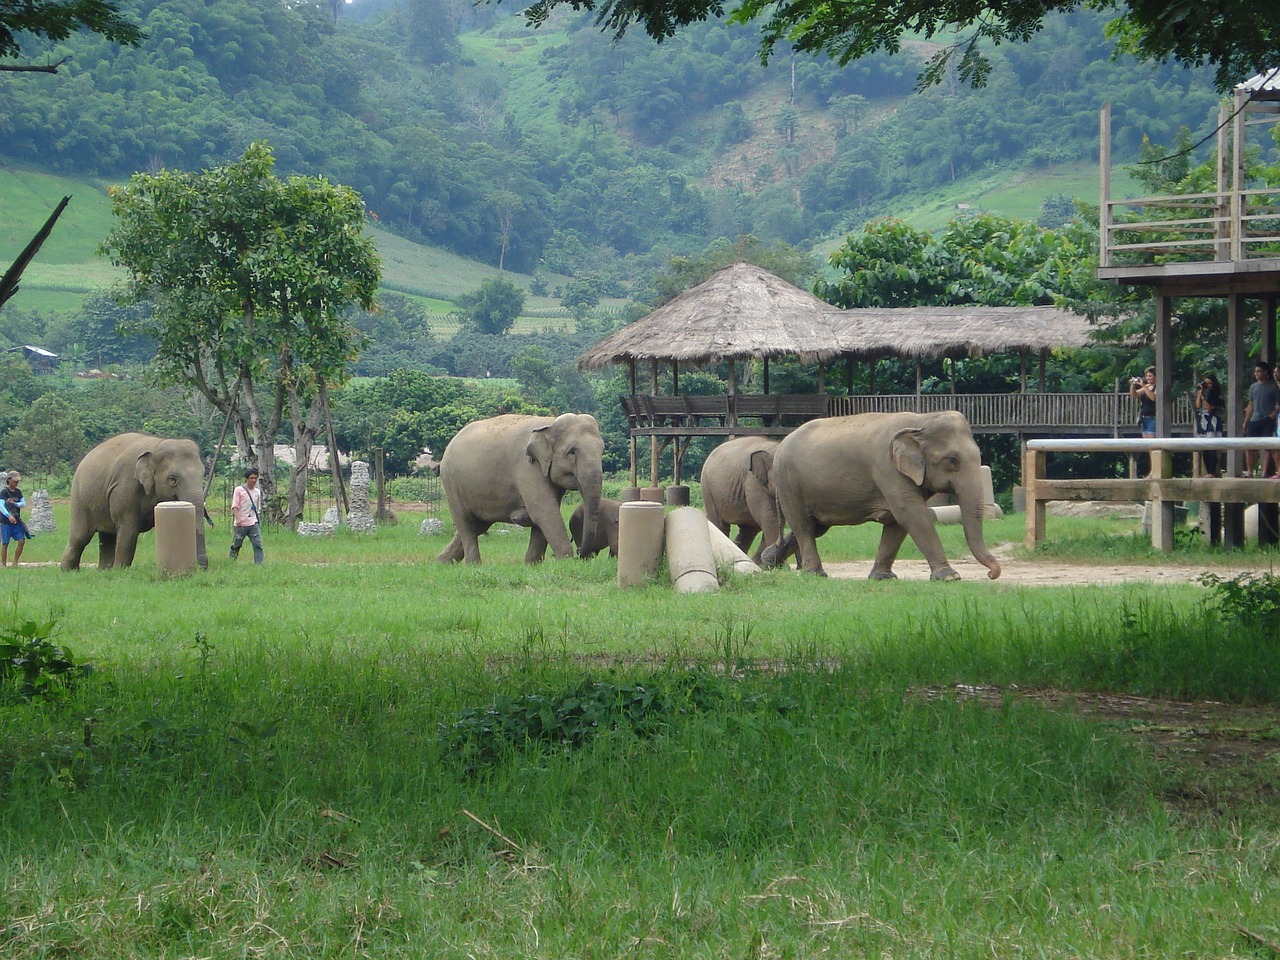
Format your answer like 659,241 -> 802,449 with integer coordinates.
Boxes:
1,0 -> 1223,307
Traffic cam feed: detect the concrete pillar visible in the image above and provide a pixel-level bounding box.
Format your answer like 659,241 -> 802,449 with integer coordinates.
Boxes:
617,500 -> 665,588
155,501 -> 197,577
640,486 -> 664,503
665,506 -> 718,594
665,484 -> 690,506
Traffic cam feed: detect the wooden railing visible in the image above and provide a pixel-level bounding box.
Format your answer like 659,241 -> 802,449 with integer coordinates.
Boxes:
622,393 -> 1194,436
1100,189 -> 1280,268
1025,438 -> 1280,551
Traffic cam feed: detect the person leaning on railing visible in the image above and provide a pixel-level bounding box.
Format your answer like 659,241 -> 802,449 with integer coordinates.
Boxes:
1242,360 -> 1280,478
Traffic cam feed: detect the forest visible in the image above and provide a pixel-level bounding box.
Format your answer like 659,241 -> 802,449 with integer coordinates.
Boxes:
1,0 -> 1225,278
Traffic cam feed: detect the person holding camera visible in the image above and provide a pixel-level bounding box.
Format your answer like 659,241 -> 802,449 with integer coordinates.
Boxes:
1129,366 -> 1158,437
1194,374 -> 1224,476
1242,361 -> 1280,477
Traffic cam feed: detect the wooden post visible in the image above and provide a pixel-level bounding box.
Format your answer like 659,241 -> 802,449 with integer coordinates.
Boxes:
845,356 -> 854,395
1154,294 -> 1173,439
650,359 -> 659,488
1149,448 -> 1175,552
1024,444 -> 1046,551
374,448 -> 393,523
763,357 -> 770,394
1099,103 -> 1112,268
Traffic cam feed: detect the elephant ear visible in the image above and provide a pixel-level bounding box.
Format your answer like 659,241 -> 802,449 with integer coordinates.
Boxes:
748,448 -> 775,489
526,425 -> 555,478
890,428 -> 927,487
134,450 -> 157,495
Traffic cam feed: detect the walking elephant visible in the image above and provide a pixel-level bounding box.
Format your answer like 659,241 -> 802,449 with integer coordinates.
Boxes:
569,497 -> 621,558
763,412 -> 1001,581
436,413 -> 605,564
700,437 -> 787,565
61,433 -> 209,571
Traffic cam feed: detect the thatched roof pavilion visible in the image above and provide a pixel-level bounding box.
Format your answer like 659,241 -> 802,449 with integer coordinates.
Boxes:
577,261 -> 1099,381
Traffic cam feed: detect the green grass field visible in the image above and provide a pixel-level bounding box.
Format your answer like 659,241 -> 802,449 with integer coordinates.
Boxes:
0,501 -> 1276,958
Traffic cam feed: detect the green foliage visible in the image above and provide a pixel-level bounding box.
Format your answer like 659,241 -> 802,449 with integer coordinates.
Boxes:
0,393 -> 86,474
0,0 -> 141,63
438,670 -> 738,771
455,277 -> 527,336
0,613 -> 89,701
1199,571 -> 1280,631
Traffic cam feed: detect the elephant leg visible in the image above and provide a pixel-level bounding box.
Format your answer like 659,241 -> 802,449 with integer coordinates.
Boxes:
436,533 -> 465,564
894,508 -> 961,581
524,501 -> 573,559
525,525 -> 549,564
61,527 -> 93,571
95,532 -> 116,570
733,526 -> 759,558
870,522 -> 909,580
788,515 -> 827,577
114,526 -> 142,569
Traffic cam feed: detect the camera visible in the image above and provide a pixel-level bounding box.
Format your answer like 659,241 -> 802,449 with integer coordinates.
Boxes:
1131,377 -> 1143,386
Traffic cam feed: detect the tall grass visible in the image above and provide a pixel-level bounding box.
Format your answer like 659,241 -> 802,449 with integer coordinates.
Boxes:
0,510 -> 1276,957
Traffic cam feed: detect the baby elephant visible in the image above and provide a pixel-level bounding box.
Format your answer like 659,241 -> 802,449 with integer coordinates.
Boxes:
700,437 -> 786,565
569,497 -> 621,558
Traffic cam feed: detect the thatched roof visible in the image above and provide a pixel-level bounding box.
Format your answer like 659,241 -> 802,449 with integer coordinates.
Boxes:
577,262 -> 1099,371
829,305 -> 1098,361
576,261 -> 845,370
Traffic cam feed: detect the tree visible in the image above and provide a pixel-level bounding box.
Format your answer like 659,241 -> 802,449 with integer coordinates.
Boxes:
455,277 -> 526,335
101,141 -> 380,527
1,0 -> 141,72
1,393 -> 86,474
517,0 -> 1278,92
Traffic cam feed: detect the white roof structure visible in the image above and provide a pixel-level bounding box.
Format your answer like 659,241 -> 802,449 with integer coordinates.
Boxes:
1237,69 -> 1280,93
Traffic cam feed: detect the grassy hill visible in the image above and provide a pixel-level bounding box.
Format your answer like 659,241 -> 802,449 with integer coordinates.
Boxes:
1,165 -> 575,327
3,158 -> 1135,321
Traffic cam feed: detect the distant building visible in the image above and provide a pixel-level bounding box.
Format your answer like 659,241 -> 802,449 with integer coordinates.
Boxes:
6,345 -> 59,374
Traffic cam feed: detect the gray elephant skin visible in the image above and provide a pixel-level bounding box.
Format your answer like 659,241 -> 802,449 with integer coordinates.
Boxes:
700,437 -> 786,565
437,413 -> 605,564
61,432 -> 209,571
764,411 -> 1002,581
569,497 -> 621,558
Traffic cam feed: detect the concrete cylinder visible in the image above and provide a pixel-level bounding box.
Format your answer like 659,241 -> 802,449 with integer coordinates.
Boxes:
618,486 -> 642,503
980,465 -> 997,507
617,500 -> 665,588
665,506 -> 719,594
640,486 -> 665,503
930,502 -> 1004,525
665,484 -> 690,506
155,501 -> 197,577
705,519 -> 760,575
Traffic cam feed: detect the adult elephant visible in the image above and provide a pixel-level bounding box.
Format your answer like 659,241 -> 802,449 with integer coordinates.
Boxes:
763,412 -> 1002,581
436,413 -> 604,564
700,437 -> 786,565
61,433 -> 209,571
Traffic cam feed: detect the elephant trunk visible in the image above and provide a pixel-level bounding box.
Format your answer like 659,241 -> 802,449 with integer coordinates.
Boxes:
956,479 -> 1001,580
195,519 -> 208,570
575,470 -> 603,561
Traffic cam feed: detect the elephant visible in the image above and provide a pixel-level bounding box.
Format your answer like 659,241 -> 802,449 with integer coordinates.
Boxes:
569,497 -> 621,558
700,437 -> 787,565
61,432 -> 209,571
762,411 -> 1002,582
436,413 -> 605,564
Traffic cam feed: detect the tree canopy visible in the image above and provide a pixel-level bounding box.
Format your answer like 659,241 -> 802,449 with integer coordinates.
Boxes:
518,0 -> 1277,90
100,141 -> 380,525
0,0 -> 141,71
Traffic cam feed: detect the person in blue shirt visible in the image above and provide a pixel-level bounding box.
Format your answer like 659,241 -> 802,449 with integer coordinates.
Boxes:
0,470 -> 28,567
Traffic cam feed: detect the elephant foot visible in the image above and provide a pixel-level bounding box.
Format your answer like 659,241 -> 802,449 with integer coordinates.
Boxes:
867,569 -> 898,581
929,566 -> 962,582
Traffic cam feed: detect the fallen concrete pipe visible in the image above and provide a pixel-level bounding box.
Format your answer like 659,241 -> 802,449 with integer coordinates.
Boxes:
617,500 -> 665,588
664,506 -> 719,594
704,517 -> 760,575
